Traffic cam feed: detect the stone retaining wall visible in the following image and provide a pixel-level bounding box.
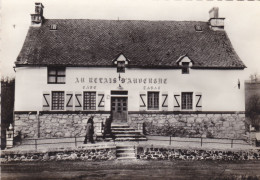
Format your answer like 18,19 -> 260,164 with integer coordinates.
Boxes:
14,113 -> 109,138
14,113 -> 246,139
136,145 -> 260,161
1,146 -> 116,162
128,113 -> 246,139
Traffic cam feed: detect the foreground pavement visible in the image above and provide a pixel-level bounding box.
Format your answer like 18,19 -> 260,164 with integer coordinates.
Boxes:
1,160 -> 260,180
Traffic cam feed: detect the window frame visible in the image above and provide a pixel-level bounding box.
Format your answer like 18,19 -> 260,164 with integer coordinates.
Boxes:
182,62 -> 190,74
147,91 -> 159,110
51,91 -> 65,110
181,92 -> 193,110
47,67 -> 66,84
117,61 -> 126,73
83,91 -> 97,111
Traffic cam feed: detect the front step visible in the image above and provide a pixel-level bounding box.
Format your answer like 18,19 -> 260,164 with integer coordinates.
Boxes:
115,137 -> 147,141
116,145 -> 136,160
102,123 -> 147,142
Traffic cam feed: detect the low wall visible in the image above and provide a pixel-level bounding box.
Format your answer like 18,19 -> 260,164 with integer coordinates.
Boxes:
128,113 -> 246,139
136,145 -> 260,161
1,146 -> 116,162
14,112 -> 246,139
14,113 -> 109,138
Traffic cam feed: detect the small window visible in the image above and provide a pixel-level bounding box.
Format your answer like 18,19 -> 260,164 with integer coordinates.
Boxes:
83,92 -> 96,110
117,61 -> 125,73
181,92 -> 193,110
48,67 -> 66,84
52,91 -> 64,110
182,62 -> 189,74
148,92 -> 159,110
50,24 -> 57,30
195,25 -> 202,32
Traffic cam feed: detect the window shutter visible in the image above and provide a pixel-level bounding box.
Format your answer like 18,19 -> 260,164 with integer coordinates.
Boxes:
173,92 -> 181,111
195,92 -> 202,111
98,92 -> 105,111
66,91 -> 74,111
74,91 -> 83,111
161,91 -> 168,111
42,91 -> 50,111
139,91 -> 146,111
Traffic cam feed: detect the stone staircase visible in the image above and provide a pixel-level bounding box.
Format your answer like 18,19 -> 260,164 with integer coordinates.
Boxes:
116,145 -> 136,160
109,123 -> 147,142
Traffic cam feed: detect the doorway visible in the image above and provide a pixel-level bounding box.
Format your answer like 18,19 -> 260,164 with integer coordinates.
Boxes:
111,97 -> 128,123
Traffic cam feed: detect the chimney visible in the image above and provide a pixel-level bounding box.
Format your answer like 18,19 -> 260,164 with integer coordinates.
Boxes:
208,7 -> 225,31
31,2 -> 44,27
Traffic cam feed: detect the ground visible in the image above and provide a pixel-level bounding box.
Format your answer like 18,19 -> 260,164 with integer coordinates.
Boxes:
1,160 -> 260,180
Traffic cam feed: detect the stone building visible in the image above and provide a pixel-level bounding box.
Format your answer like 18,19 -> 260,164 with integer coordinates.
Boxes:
14,3 -> 246,139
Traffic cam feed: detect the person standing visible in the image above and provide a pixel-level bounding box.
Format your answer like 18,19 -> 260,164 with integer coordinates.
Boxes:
103,115 -> 115,140
84,116 -> 94,144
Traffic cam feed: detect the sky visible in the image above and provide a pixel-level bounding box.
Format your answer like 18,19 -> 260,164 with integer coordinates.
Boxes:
1,0 -> 260,79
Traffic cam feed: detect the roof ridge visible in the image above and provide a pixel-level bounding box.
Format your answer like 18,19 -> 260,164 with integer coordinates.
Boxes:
43,19 -> 207,23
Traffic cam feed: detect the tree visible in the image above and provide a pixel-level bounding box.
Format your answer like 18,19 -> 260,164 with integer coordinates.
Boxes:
246,94 -> 260,131
1,77 -> 15,149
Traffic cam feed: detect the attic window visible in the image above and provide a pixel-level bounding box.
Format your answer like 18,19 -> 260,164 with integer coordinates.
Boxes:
182,62 -> 190,74
50,24 -> 57,30
117,61 -> 125,73
194,25 -> 202,32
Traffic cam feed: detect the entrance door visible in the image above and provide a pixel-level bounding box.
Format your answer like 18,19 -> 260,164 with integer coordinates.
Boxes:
111,97 -> 128,123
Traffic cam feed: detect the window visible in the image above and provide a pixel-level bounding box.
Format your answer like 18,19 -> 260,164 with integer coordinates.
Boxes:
83,92 -> 96,110
182,92 -> 193,110
117,61 -> 125,73
52,91 -> 64,110
194,25 -> 202,32
182,62 -> 189,74
50,24 -> 57,30
148,92 -> 159,110
48,67 -> 66,84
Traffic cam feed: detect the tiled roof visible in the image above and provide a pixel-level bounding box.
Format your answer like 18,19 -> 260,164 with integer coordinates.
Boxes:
16,19 -> 246,69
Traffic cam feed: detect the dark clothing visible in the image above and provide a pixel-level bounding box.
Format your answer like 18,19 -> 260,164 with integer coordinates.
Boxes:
103,117 -> 114,139
84,117 -> 94,144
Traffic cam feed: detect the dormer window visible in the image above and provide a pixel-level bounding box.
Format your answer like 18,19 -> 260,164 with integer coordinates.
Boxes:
50,24 -> 57,30
176,55 -> 194,74
194,25 -> 202,32
113,53 -> 129,73
117,61 -> 125,73
182,62 -> 189,74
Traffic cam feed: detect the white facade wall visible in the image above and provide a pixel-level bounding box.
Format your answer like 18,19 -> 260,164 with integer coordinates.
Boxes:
14,67 -> 245,112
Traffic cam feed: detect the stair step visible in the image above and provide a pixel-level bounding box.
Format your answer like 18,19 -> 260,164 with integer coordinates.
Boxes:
112,128 -> 136,131
117,153 -> 136,157
117,157 -> 136,160
112,123 -> 128,126
115,134 -> 143,137
115,138 -> 147,141
112,131 -> 139,134
116,144 -> 135,148
116,149 -> 135,153
111,125 -> 130,128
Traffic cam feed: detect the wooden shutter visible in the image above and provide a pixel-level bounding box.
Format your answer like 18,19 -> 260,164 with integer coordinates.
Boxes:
173,92 -> 181,111
195,92 -> 202,111
42,91 -> 50,111
98,92 -> 105,111
139,91 -> 146,111
74,91 -> 83,111
66,91 -> 73,111
161,91 -> 168,111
